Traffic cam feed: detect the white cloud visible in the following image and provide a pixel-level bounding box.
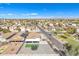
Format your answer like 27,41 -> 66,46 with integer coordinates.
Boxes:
7,13 -> 13,15
0,13 -> 14,16
30,13 -> 38,15
22,13 -> 38,16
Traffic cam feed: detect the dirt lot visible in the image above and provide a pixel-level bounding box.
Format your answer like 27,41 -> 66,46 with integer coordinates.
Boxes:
1,42 -> 23,54
27,32 -> 40,39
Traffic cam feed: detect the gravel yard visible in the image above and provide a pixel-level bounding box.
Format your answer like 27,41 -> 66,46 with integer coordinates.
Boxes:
18,41 -> 58,56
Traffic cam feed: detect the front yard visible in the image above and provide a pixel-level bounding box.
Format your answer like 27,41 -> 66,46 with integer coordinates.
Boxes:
25,44 -> 39,50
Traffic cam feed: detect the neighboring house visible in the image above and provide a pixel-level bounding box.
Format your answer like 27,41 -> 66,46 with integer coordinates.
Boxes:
20,26 -> 26,33
9,25 -> 18,32
2,26 -> 8,29
0,25 -> 8,29
32,27 -> 41,32
72,23 -> 77,27
77,28 -> 79,33
26,26 -> 40,32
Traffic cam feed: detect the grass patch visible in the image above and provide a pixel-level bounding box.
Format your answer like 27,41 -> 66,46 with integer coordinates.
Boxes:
25,44 -> 39,48
25,44 -> 39,50
56,33 -> 79,55
25,44 -> 33,48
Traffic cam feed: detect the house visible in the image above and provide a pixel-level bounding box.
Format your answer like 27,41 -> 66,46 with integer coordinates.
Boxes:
25,38 -> 40,43
77,28 -> 79,33
20,26 -> 26,32
26,26 -> 40,32
9,25 -> 18,32
0,25 -> 8,29
72,23 -> 77,27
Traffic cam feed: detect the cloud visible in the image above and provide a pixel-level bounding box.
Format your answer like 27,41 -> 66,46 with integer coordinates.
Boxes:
0,13 -> 14,16
22,13 -> 38,16
7,13 -> 13,15
0,13 -> 39,18
30,13 -> 38,15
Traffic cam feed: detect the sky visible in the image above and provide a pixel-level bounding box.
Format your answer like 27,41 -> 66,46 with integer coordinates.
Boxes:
0,3 -> 79,19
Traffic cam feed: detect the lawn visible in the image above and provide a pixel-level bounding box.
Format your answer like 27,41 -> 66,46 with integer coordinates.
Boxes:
56,33 -> 79,55
57,34 -> 79,46
25,44 -> 39,50
25,44 -> 39,48
25,44 -> 33,48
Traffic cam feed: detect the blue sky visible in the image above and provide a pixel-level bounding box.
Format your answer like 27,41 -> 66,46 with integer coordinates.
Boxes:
0,3 -> 79,18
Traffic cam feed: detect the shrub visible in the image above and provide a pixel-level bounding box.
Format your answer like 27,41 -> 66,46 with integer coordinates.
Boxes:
60,35 -> 67,39
2,29 -> 11,33
31,45 -> 38,50
66,27 -> 76,34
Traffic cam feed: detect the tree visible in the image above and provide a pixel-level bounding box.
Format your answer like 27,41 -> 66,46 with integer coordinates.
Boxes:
2,29 -> 11,33
66,27 -> 76,34
31,45 -> 38,50
65,43 -> 72,51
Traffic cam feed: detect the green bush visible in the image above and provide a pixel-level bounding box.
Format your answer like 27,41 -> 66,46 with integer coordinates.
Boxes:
53,31 -> 57,35
31,45 -> 38,50
3,29 -> 11,33
0,28 -> 3,31
0,28 -> 11,33
60,35 -> 67,39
